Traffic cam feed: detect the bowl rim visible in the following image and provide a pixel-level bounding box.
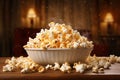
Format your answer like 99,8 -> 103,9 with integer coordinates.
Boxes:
24,47 -> 93,51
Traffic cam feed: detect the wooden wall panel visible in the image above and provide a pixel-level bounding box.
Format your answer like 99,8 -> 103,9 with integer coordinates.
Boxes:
88,0 -> 99,42
47,0 -> 63,25
45,0 -> 92,30
63,0 -> 73,26
0,0 -> 3,36
40,0 -> 46,27
72,0 -> 81,29
110,0 -> 120,35
0,0 -> 3,56
72,0 -> 91,30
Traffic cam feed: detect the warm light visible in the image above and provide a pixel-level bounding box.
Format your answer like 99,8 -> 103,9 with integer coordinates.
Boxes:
27,8 -> 36,18
104,12 -> 114,23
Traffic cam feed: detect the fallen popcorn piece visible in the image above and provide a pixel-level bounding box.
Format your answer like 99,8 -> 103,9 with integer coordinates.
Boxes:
53,62 -> 60,70
38,66 -> 45,73
3,64 -> 16,72
98,68 -> 104,73
60,62 -> 71,73
116,57 -> 120,63
92,66 -> 99,73
109,55 -> 117,64
21,67 -> 33,74
104,61 -> 111,69
5,57 -> 17,66
45,64 -> 53,70
73,62 -> 87,73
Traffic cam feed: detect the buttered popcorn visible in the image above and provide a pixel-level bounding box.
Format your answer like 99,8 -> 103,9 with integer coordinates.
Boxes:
23,22 -> 93,49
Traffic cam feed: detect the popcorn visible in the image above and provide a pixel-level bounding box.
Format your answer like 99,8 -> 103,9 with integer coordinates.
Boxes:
53,62 -> 60,70
98,59 -> 107,68
38,66 -> 45,73
3,56 -> 44,74
86,65 -> 92,70
116,57 -> 120,63
80,42 -> 87,48
60,62 -> 71,73
5,57 -> 17,65
109,55 -> 117,64
62,27 -> 68,33
21,67 -> 33,74
73,42 -> 79,48
60,43 -> 66,48
98,68 -> 104,73
2,55 -> 120,74
103,61 -> 111,69
73,62 -> 87,73
87,55 -> 111,73
23,22 -> 93,49
45,64 -> 53,70
3,64 -> 16,72
86,55 -> 99,67
65,34 -> 72,40
92,66 -> 99,73
86,55 -> 111,69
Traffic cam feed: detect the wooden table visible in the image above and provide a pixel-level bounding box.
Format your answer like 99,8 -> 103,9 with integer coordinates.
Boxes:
0,57 -> 120,80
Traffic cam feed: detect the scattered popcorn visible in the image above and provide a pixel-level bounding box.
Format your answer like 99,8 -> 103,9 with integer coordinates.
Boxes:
5,57 -> 17,66
98,59 -> 108,68
73,62 -> 87,73
86,55 -> 99,67
2,55 -> 120,74
86,65 -> 92,70
92,66 -> 98,73
38,66 -> 45,73
45,64 -> 53,70
98,68 -> 104,73
3,64 -> 16,72
53,62 -> 60,70
109,55 -> 117,64
86,55 -> 111,69
3,56 -> 44,74
104,61 -> 111,69
60,62 -> 71,73
21,67 -> 33,74
23,22 -> 93,49
116,57 -> 120,63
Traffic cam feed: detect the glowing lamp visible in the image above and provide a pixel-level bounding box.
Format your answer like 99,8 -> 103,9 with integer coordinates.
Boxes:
104,13 -> 114,35
27,8 -> 36,18
104,12 -> 114,23
27,8 -> 36,27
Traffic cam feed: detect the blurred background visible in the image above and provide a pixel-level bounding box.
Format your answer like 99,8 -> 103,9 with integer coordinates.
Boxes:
0,0 -> 120,57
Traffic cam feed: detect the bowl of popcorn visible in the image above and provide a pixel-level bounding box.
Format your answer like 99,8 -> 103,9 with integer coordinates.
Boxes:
23,22 -> 93,64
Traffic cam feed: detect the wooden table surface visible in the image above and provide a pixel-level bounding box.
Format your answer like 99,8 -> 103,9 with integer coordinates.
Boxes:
0,57 -> 120,80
